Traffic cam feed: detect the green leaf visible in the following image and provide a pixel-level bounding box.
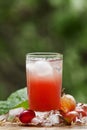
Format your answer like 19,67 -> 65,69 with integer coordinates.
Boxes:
0,101 -> 11,115
7,87 -> 28,108
15,100 -> 29,109
0,87 -> 29,115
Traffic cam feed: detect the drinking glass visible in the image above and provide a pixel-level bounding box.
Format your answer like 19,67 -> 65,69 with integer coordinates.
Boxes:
26,52 -> 63,111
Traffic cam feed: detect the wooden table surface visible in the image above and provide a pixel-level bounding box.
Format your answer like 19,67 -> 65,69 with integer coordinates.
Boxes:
0,124 -> 87,130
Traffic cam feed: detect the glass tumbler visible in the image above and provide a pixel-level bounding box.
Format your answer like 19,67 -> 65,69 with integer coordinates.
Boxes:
26,52 -> 63,111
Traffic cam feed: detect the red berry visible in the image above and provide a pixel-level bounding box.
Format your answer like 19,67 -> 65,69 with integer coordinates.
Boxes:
82,104 -> 87,114
64,111 -> 78,124
19,109 -> 36,123
75,107 -> 87,117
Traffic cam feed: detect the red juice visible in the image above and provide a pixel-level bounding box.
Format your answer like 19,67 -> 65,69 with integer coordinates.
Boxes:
26,53 -> 63,111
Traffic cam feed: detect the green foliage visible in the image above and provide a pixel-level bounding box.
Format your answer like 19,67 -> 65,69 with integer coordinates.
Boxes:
7,87 -> 28,108
0,0 -> 87,103
0,87 -> 28,115
0,101 -> 10,115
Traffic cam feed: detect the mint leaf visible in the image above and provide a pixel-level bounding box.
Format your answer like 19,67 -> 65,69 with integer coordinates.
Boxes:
7,87 -> 28,108
15,100 -> 28,109
0,87 -> 29,115
0,101 -> 11,114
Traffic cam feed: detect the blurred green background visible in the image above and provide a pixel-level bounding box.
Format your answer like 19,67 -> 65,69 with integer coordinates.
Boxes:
0,0 -> 87,103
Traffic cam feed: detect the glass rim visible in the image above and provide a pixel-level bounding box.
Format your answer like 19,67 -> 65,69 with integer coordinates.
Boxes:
26,52 -> 63,59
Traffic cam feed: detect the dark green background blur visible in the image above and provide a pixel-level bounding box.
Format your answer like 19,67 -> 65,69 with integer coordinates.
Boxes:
0,0 -> 87,102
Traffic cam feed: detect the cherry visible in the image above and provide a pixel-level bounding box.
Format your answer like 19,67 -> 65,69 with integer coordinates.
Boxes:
19,109 -> 36,124
60,94 -> 76,113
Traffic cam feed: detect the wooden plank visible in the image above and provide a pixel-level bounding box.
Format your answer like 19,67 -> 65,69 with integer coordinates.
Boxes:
0,124 -> 87,130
